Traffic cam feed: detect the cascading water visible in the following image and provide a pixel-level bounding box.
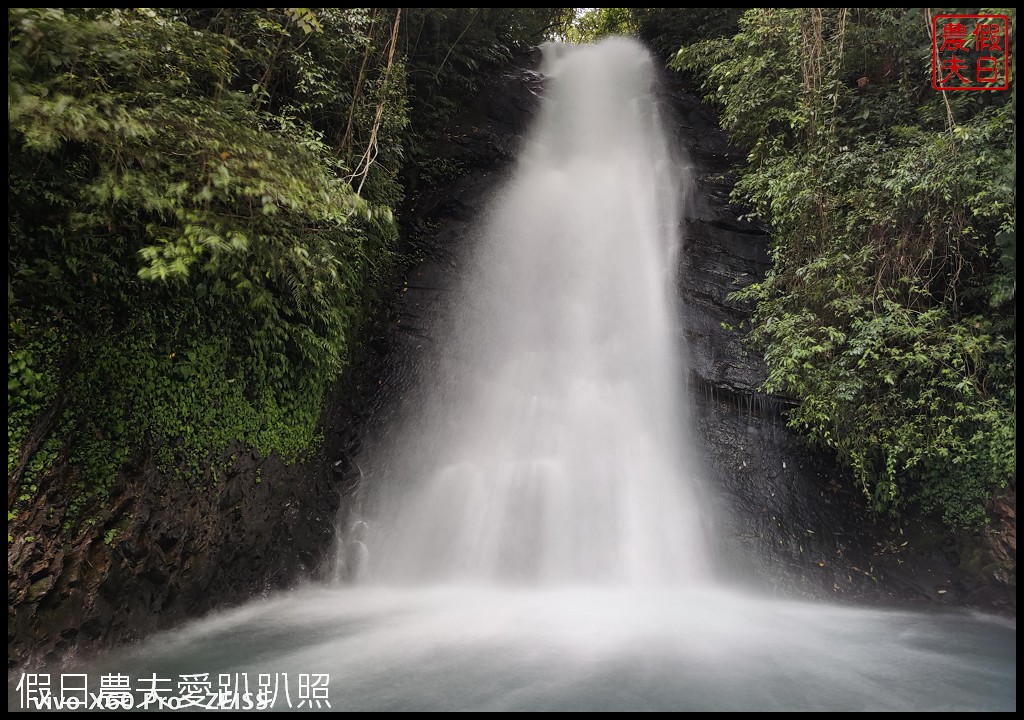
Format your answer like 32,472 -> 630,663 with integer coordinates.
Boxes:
36,38 -> 1013,712
363,38 -> 708,585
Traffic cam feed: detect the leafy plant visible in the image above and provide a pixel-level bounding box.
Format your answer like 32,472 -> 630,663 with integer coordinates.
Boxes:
673,8 -> 1015,528
7,8 -> 405,526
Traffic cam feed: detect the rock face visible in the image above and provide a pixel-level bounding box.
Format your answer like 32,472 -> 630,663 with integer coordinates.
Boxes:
669,83 -> 889,600
666,80 -> 1014,613
6,371 -> 374,670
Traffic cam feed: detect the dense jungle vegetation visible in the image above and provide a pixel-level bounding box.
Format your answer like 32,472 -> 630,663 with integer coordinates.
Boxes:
637,7 -> 1013,529
7,7 -> 567,537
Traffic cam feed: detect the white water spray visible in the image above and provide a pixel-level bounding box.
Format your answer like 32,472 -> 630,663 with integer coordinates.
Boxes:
364,38 -> 707,584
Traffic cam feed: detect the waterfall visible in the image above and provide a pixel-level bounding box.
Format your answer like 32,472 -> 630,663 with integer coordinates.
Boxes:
363,38 -> 709,584
54,38 -> 1013,714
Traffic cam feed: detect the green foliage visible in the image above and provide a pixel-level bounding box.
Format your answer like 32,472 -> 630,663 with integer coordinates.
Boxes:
7,7 -> 573,535
8,320 -> 63,476
674,8 -> 1016,528
633,8 -> 746,61
7,7 -> 407,527
56,308 -> 328,520
561,8 -> 637,44
555,8 -> 744,59
401,8 -> 568,134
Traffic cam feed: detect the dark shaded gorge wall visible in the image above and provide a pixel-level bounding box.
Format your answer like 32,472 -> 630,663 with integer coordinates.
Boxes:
8,382 -> 363,669
672,75 -> 1013,612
